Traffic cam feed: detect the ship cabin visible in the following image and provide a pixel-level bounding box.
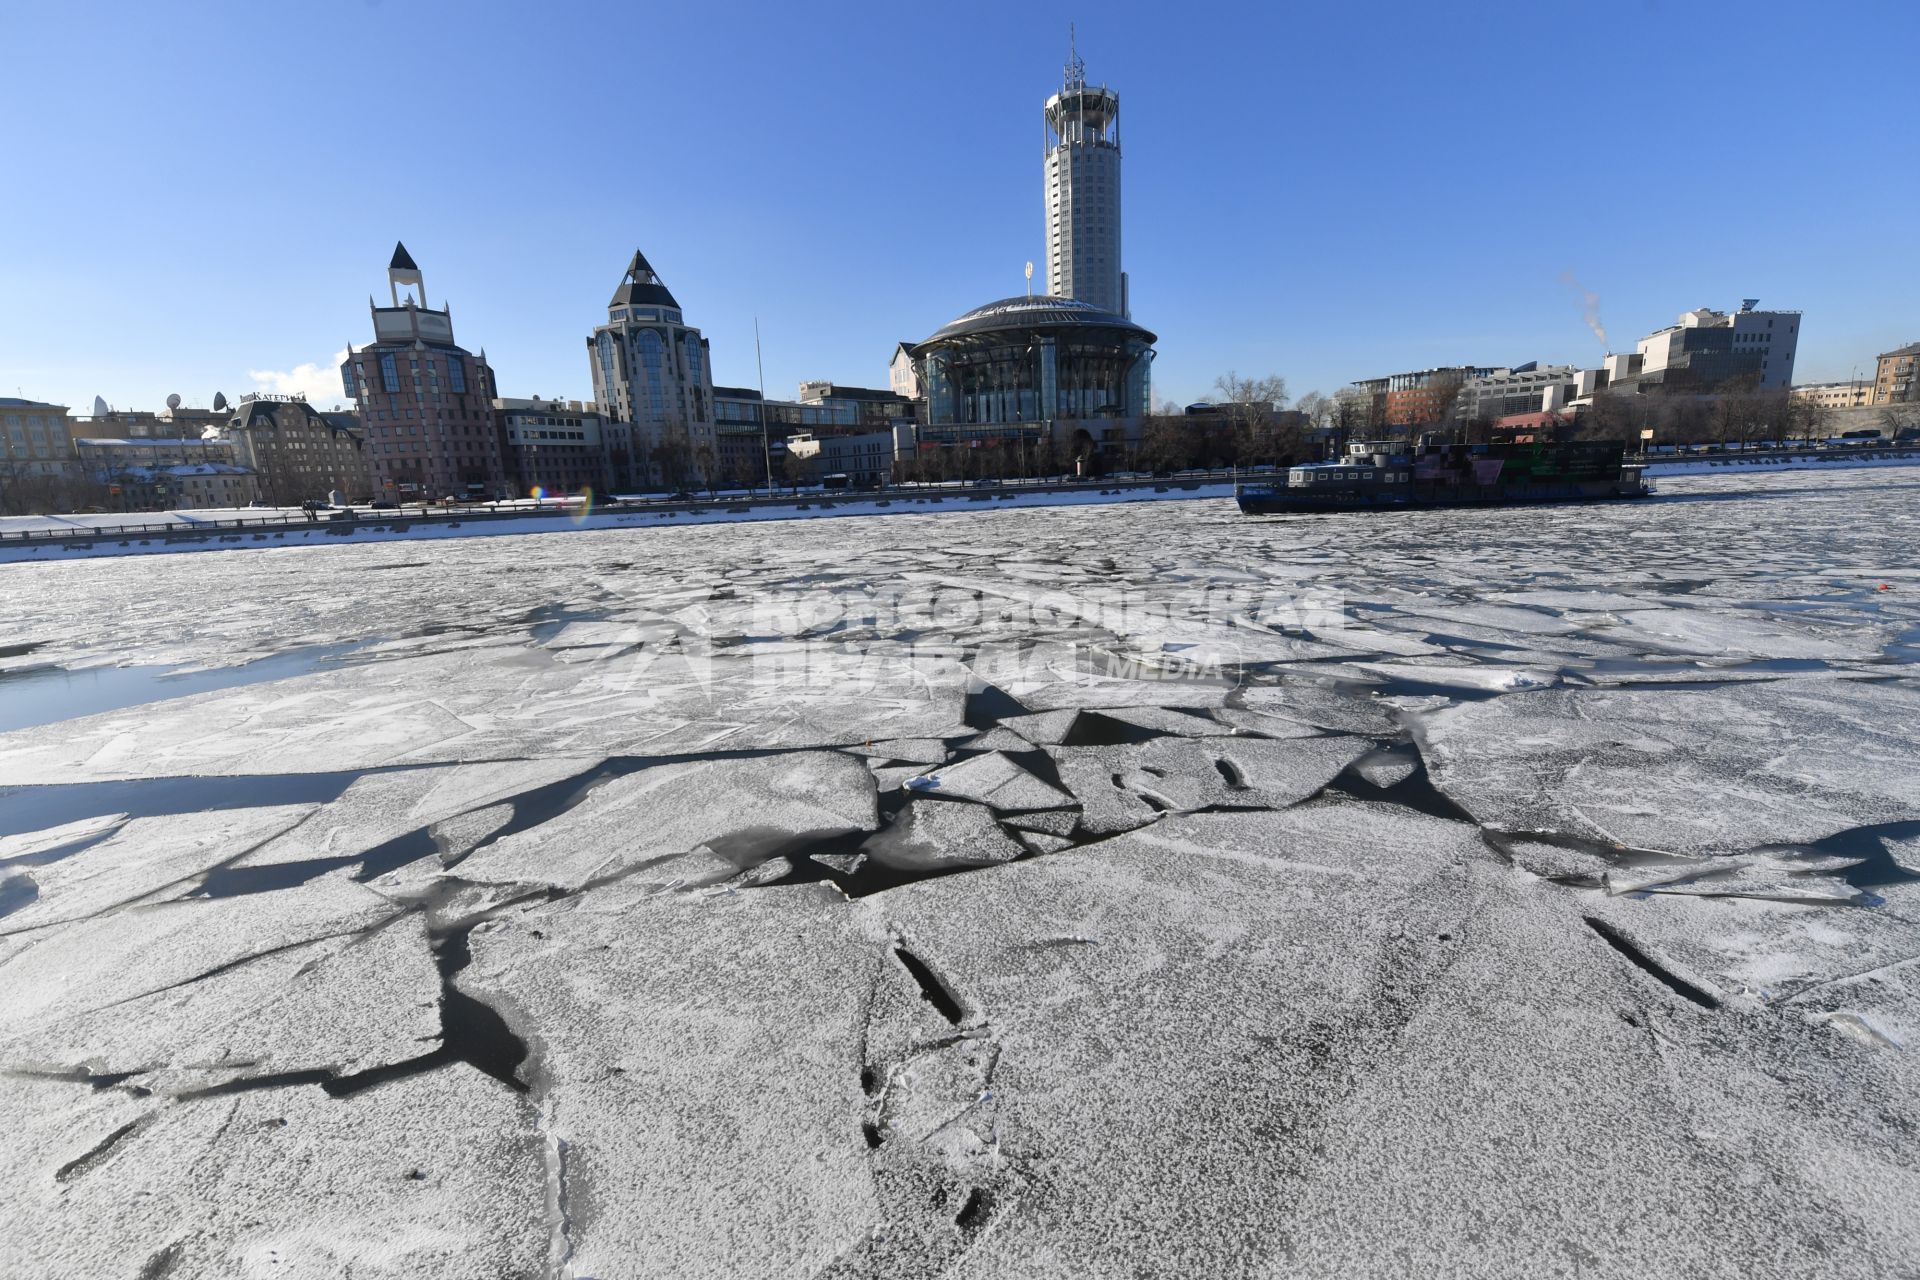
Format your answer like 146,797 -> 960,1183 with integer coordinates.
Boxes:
1285,441 -> 1414,490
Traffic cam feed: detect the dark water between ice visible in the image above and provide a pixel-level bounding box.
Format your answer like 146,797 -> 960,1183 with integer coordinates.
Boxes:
0,642 -> 364,735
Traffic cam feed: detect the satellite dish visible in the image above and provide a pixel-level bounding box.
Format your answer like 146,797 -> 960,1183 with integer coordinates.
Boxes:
93,395 -> 109,417
166,392 -> 183,410
212,391 -> 228,412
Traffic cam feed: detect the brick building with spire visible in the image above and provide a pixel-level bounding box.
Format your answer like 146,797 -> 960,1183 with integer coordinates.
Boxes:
340,243 -> 508,499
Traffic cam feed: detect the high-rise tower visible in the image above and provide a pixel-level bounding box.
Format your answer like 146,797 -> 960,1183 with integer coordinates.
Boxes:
586,250 -> 717,488
1043,34 -> 1125,316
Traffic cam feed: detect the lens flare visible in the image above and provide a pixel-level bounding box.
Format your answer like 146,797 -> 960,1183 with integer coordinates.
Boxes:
572,486 -> 597,525
530,485 -> 546,503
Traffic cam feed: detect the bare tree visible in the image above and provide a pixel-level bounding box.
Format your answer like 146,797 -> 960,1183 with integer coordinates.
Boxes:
1293,391 -> 1334,432
1331,388 -> 1372,440
1212,371 -> 1289,415
1138,414 -> 1196,472
1209,372 -> 1290,468
781,450 -> 814,491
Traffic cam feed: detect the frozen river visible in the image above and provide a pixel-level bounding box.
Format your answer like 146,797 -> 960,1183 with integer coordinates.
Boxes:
3,468 -> 1918,1278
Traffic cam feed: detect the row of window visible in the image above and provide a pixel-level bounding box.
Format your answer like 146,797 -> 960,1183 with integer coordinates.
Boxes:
1295,470 -> 1411,484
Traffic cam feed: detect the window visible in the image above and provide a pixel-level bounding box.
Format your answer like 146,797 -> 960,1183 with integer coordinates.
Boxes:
380,353 -> 401,392
447,358 -> 466,394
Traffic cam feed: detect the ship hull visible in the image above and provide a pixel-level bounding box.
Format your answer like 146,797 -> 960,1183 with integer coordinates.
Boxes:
1235,479 -> 1650,515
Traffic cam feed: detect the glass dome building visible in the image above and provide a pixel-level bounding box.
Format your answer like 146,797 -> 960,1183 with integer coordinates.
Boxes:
912,296 -> 1155,434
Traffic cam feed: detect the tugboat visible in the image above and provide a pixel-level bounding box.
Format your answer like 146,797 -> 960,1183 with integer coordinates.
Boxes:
1236,434 -> 1649,515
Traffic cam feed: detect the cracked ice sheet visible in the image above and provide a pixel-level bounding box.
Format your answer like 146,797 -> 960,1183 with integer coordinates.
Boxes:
0,804 -> 317,936
457,881 -> 884,1278
1419,677 -> 1920,853
862,797 -> 1025,870
1591,608 -> 1893,661
1,907 -> 441,1092
456,751 -> 878,890
1046,735 -> 1368,817
864,801 -> 1498,1275
233,757 -> 604,869
0,868 -> 398,1039
0,640 -> 970,783
1280,860 -> 1919,1279
0,1063 -> 547,1279
908,751 -> 1074,811
1580,889 -> 1920,1007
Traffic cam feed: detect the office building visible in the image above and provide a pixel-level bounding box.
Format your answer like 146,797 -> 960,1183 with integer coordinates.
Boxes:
586,250 -> 718,489
494,397 -> 609,495
1620,301 -> 1800,393
1454,364 -> 1599,422
1351,366 -> 1502,427
1044,38 -> 1126,316
786,426 -> 913,488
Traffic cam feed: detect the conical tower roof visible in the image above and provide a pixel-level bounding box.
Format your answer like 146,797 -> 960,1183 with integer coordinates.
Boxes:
390,241 -> 419,271
609,248 -> 679,310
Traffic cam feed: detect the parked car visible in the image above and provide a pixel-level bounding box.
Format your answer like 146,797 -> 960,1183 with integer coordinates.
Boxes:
369,500 -> 398,510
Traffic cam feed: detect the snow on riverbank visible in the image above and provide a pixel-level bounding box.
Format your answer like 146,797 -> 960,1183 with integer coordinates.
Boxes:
1645,448 -> 1920,477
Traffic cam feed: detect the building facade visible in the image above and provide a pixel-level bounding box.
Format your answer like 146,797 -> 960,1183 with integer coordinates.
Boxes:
1873,342 -> 1918,404
1452,364 -> 1615,421
1044,40 -> 1126,316
0,397 -> 82,514
340,243 -> 507,500
494,397 -> 609,495
1350,366 -> 1501,427
217,394 -> 370,503
586,250 -> 718,490
916,296 -> 1153,426
1624,301 -> 1800,393
786,426 -> 911,488
1790,381 -> 1875,411
889,343 -> 923,401
72,437 -> 256,509
710,384 -> 915,489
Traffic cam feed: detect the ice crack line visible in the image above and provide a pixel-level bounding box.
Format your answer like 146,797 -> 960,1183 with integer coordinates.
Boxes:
544,1121 -> 575,1280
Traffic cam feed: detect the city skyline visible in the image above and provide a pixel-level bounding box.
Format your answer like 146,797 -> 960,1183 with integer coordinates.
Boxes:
4,0 -> 1917,417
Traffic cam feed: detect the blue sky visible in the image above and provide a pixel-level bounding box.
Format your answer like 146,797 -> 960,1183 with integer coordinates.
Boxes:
3,0 -> 1915,416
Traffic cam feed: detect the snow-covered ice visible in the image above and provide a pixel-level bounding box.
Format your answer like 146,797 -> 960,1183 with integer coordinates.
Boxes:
2,466 -> 1918,1277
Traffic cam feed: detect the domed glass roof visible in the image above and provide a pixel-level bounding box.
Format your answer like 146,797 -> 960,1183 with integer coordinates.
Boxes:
919,295 -> 1154,347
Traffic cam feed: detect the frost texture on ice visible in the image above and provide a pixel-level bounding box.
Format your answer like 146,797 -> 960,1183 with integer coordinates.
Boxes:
4,468 -> 1920,1277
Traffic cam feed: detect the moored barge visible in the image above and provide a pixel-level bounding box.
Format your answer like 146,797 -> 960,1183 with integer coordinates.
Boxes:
1236,437 -> 1650,515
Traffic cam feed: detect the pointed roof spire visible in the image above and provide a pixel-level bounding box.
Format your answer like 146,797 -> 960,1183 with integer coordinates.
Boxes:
609,248 -> 679,310
390,241 -> 419,271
